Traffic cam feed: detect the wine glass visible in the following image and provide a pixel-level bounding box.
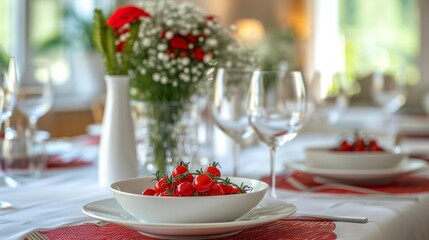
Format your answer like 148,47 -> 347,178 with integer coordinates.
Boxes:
371,69 -> 407,115
309,71 -> 350,126
0,58 -> 19,187
16,61 -> 53,137
248,70 -> 307,198
211,68 -> 254,177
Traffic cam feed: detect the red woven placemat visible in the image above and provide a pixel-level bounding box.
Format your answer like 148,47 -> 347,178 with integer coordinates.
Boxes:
262,172 -> 429,194
26,219 -> 336,240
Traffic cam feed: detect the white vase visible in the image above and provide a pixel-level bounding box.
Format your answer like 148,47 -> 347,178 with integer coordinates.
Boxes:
98,75 -> 138,188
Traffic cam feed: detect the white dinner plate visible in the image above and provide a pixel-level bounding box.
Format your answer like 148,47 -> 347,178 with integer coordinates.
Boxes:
284,159 -> 428,185
82,197 -> 297,239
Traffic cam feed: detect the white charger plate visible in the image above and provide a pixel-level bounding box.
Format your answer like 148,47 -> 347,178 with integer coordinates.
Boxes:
284,159 -> 428,185
82,197 -> 296,239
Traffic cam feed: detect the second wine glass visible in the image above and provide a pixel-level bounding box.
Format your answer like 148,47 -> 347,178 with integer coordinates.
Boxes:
0,57 -> 19,187
17,61 -> 53,136
211,68 -> 254,177
248,70 -> 307,198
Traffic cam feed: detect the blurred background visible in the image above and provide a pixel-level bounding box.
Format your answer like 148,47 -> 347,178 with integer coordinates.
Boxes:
0,0 -> 427,137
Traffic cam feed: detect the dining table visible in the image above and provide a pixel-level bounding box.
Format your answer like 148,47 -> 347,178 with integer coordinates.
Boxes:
1,106 -> 429,240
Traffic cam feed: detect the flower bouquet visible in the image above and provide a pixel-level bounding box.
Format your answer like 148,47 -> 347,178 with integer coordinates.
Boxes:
95,0 -> 254,176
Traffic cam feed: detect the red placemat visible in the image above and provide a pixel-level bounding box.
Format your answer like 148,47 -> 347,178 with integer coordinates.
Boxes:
46,155 -> 93,168
25,219 -> 336,240
262,172 -> 429,194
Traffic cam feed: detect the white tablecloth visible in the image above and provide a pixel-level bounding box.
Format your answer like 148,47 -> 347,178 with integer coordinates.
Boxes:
2,107 -> 429,240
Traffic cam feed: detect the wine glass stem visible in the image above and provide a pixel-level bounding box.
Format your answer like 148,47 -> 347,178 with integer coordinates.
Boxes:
28,117 -> 38,137
232,141 -> 240,177
269,146 -> 277,198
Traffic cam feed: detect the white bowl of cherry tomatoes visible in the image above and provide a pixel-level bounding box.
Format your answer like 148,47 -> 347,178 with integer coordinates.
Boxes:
305,134 -> 407,170
110,162 -> 269,223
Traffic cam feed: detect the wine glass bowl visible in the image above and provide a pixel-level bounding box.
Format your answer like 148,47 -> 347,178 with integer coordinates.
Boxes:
248,70 -> 307,198
309,71 -> 350,126
17,61 -> 53,134
371,70 -> 407,114
211,68 -> 254,176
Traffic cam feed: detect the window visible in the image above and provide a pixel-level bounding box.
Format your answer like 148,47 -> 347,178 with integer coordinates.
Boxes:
0,0 -> 115,112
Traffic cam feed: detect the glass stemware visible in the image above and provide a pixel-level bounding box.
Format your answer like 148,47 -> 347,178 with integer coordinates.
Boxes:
0,58 -> 19,187
211,68 -> 254,177
248,70 -> 307,198
309,71 -> 350,126
371,69 -> 407,115
16,61 -> 53,137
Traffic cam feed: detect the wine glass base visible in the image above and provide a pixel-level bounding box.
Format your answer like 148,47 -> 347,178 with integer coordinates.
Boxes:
0,175 -> 20,188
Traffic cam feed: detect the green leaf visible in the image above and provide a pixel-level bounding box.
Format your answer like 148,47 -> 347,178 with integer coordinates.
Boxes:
105,27 -> 119,74
92,9 -> 106,55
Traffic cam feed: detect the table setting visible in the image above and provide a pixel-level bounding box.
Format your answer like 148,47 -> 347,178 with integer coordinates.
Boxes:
1,1 -> 429,240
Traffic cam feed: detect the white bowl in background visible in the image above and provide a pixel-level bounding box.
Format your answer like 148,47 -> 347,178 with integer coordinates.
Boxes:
305,147 -> 407,170
110,176 -> 269,223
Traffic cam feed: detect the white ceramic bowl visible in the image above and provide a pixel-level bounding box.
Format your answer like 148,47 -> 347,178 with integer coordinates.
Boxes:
305,147 -> 407,170
110,176 -> 269,223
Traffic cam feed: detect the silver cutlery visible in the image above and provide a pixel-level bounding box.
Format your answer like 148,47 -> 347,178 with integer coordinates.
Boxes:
292,214 -> 368,223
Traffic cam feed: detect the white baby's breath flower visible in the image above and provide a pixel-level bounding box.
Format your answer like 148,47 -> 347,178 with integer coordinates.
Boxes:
180,57 -> 190,66
161,77 -> 168,84
165,19 -> 174,27
203,28 -> 211,35
157,52 -> 168,61
180,73 -> 190,82
157,44 -> 168,51
172,81 -> 178,87
142,38 -> 151,47
153,73 -> 161,82
206,38 -> 218,47
165,31 -> 174,40
139,67 -> 147,75
203,54 -> 213,63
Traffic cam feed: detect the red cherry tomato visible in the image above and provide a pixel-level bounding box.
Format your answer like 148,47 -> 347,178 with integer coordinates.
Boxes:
231,187 -> 241,194
207,183 -> 224,196
369,139 -> 384,152
142,188 -> 156,196
193,174 -> 213,193
172,165 -> 188,178
204,166 -> 221,178
177,182 -> 195,196
218,183 -> 233,195
337,140 -> 353,151
155,177 -> 172,193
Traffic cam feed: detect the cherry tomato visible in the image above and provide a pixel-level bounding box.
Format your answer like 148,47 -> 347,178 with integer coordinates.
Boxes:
336,140 -> 353,151
193,174 -> 213,193
369,139 -> 384,152
218,183 -> 233,195
204,166 -> 221,178
172,165 -> 189,178
207,183 -> 224,196
155,177 -> 172,193
231,187 -> 241,194
176,182 -> 195,196
142,188 -> 156,196
353,137 -> 367,151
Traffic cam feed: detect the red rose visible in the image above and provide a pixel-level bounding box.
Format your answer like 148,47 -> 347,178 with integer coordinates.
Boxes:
169,34 -> 189,50
107,5 -> 150,32
186,34 -> 198,43
206,15 -> 219,21
193,47 -> 205,61
116,41 -> 125,52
